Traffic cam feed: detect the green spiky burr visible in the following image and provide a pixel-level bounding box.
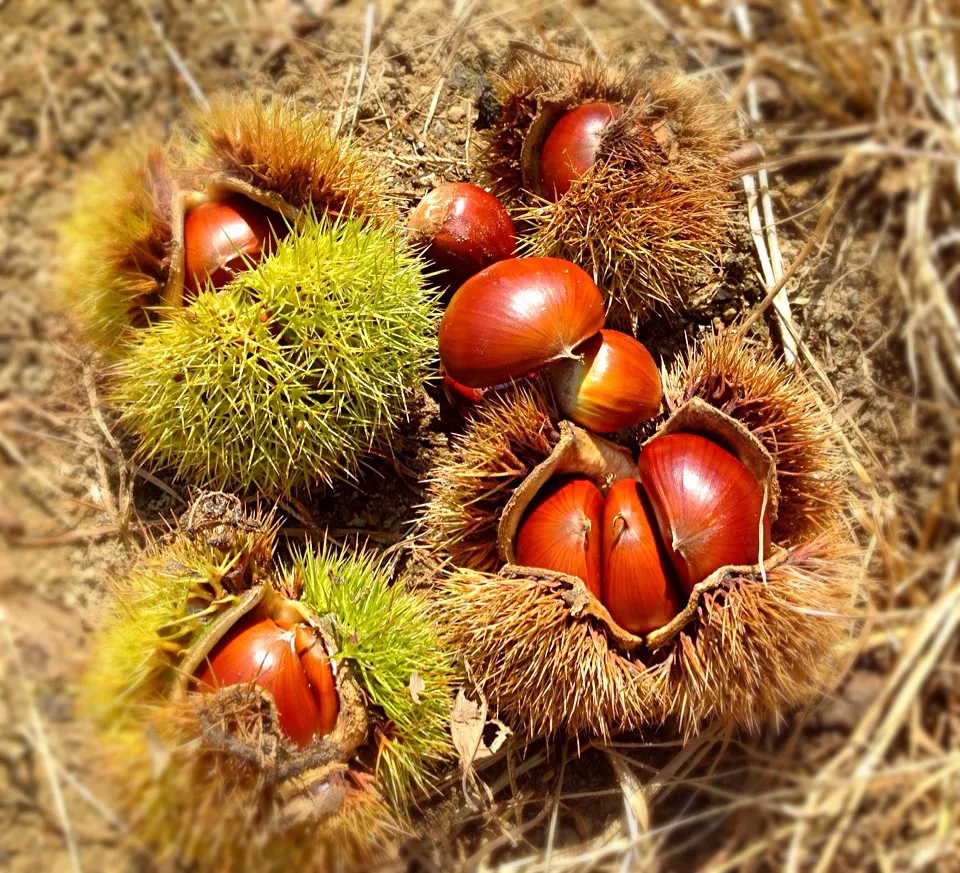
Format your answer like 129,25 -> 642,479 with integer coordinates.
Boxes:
112,213 -> 440,495
296,544 -> 455,809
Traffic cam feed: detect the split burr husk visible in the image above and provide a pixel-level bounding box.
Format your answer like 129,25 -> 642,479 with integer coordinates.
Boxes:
424,331 -> 861,738
60,93 -> 440,495
479,52 -> 741,327
84,493 -> 456,873
61,93 -> 397,351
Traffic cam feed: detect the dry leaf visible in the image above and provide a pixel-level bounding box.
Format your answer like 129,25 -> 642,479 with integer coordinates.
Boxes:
409,671 -> 424,704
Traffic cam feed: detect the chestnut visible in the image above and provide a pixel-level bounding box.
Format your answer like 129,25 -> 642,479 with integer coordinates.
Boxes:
515,476 -> 603,598
438,257 -> 605,388
549,329 -> 662,433
408,182 -> 516,291
183,195 -> 286,296
539,102 -> 624,202
638,433 -> 772,593
197,615 -> 339,747
601,478 -> 681,634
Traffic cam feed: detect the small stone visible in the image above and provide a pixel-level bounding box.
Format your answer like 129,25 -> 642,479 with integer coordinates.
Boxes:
446,105 -> 465,123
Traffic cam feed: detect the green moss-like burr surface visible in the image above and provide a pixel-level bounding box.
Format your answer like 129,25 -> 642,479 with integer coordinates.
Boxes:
114,213 -> 440,494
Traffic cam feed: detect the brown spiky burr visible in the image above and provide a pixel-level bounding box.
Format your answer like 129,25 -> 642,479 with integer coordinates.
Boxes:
187,93 -> 397,226
423,329 -> 861,738
478,52 -> 740,328
419,384 -> 559,571
438,531 -> 859,739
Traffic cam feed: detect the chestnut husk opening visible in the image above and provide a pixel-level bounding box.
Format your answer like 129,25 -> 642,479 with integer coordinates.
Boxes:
162,175 -> 298,310
519,99 -> 673,202
170,581 -> 370,823
498,397 -> 785,654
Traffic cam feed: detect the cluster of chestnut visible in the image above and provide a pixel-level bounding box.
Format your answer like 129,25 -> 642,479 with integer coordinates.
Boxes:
517,432 -> 771,634
414,211 -> 662,433
197,612 -> 339,748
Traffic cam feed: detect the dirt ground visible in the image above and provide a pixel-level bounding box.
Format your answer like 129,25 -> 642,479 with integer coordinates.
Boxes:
1,1 -> 955,871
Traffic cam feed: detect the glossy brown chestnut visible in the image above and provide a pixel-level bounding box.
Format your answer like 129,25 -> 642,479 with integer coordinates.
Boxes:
438,257 -> 605,388
539,102 -> 624,202
638,433 -> 773,594
409,182 -> 516,290
197,615 -> 338,748
182,195 -> 286,296
601,478 -> 681,634
549,329 -> 662,433
515,476 -> 603,598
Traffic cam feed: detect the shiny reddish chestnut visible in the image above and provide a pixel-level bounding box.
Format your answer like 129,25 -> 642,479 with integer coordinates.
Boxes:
600,478 -> 680,634
638,433 -> 773,594
539,102 -> 624,201
549,329 -> 662,433
515,476 -> 603,598
197,615 -> 339,747
182,195 -> 286,296
409,182 -> 516,290
438,257 -> 605,389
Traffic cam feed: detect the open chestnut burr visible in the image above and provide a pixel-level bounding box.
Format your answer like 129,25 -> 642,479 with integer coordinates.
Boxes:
87,492 -> 458,873
424,327 -> 859,739
478,53 -> 745,327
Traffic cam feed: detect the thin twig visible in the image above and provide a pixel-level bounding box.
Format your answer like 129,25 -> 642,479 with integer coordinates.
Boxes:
133,0 -> 208,106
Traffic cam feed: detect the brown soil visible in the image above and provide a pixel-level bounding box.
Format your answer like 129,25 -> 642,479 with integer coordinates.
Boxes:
0,1 -> 948,871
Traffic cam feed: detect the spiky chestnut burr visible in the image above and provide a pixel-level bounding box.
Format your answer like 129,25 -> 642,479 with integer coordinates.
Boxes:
439,533 -> 859,738
419,384 -> 559,572
84,494 -> 456,873
186,93 -> 397,226
423,334 -> 861,738
60,93 -> 395,355
113,213 -> 439,495
479,52 -> 740,327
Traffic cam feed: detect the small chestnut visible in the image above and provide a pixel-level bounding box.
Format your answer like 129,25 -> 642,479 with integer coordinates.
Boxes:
515,476 -> 603,598
197,615 -> 339,748
409,182 -> 516,291
638,433 -> 773,593
549,329 -> 662,433
600,478 -> 680,634
438,257 -> 605,389
539,102 -> 624,202
182,195 -> 287,296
